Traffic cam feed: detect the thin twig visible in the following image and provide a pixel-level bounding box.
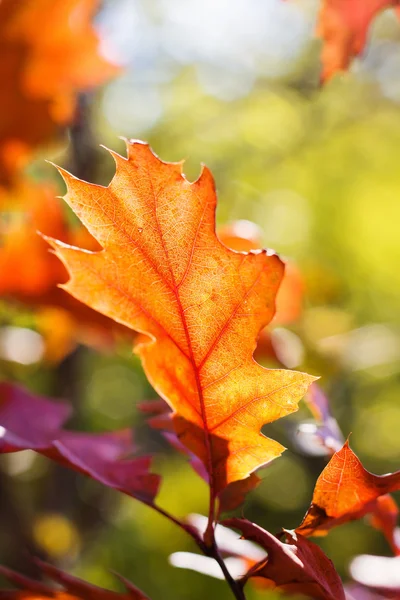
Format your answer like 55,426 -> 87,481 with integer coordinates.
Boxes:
206,543 -> 247,600
146,502 -> 246,600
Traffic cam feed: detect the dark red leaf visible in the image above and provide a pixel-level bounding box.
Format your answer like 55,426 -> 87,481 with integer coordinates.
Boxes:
224,518 -> 345,600
0,382 -> 160,503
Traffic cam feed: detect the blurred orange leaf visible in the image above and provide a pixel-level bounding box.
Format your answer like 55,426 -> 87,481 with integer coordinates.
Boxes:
368,494 -> 400,555
297,441 -> 400,536
0,179 -> 130,359
0,0 -> 119,182
47,140 -> 314,506
0,180 -> 68,297
317,0 -> 400,81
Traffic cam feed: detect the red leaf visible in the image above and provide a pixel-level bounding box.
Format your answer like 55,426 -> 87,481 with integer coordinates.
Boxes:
0,382 -> 160,504
297,441 -> 400,536
224,518 -> 345,600
0,559 -> 150,600
368,495 -> 400,556
0,180 -> 130,360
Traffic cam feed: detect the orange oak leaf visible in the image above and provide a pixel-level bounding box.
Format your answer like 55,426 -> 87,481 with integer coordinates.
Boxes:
317,0 -> 400,81
47,140 -> 315,507
0,560 -> 150,600
297,440 -> 400,536
0,0 -> 119,183
140,398 -> 260,512
224,518 -> 345,600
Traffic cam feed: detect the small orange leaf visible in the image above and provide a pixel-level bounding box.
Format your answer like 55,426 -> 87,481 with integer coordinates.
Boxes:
297,441 -> 400,536
0,180 -> 69,297
317,0 -> 400,81
48,140 -> 315,500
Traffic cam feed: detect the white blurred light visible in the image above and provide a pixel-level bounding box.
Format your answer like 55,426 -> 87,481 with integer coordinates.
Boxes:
295,423 -> 335,456
5,451 -> 36,476
98,0 -> 316,117
0,327 -> 45,365
159,0 -> 313,76
350,554 -> 400,589
169,552 -> 248,580
319,324 -> 400,372
229,220 -> 263,244
103,77 -> 163,134
271,328 -> 305,368
187,514 -> 266,561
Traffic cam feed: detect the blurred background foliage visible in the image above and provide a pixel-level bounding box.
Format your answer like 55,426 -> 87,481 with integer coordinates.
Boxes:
1,0 -> 400,599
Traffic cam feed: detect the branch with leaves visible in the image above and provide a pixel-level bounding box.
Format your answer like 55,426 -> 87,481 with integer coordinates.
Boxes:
2,140 -> 399,599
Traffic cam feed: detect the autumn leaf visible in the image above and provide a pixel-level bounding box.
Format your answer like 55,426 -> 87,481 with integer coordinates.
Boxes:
297,440 -> 400,536
0,0 -> 119,183
140,398 -> 260,511
218,219 -> 304,368
0,560 -> 150,600
368,495 -> 400,555
47,140 -> 315,516
224,518 -> 345,600
218,220 -> 304,326
317,0 -> 400,81
0,180 -> 69,297
0,179 -> 130,359
0,382 -> 160,504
